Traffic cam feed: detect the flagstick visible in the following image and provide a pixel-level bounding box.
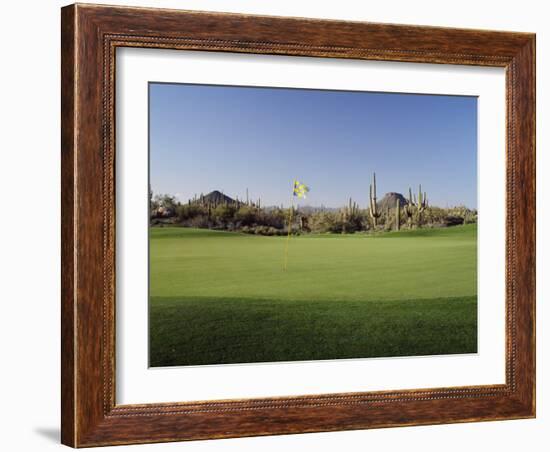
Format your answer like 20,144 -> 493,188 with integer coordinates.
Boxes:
283,180 -> 296,271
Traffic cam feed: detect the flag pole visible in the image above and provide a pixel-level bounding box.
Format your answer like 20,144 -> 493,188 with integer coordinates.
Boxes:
283,180 -> 296,271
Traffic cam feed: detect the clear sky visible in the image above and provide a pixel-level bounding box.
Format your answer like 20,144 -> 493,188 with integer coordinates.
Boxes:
149,83 -> 477,208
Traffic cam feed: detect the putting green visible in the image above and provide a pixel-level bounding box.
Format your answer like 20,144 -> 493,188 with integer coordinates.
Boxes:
149,225 -> 477,366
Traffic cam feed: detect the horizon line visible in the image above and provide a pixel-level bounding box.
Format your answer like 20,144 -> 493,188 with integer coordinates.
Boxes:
151,190 -> 477,210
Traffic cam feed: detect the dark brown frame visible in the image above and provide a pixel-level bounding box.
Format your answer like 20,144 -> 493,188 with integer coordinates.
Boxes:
61,3 -> 536,447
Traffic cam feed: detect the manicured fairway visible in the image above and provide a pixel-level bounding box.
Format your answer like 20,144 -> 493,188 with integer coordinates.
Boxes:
149,225 -> 477,366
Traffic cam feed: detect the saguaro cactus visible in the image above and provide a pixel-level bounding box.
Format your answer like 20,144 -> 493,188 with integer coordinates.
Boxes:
347,197 -> 360,217
416,184 -> 428,212
342,197 -> 361,233
403,187 -> 415,229
403,184 -> 429,228
414,184 -> 428,226
341,208 -> 347,234
395,198 -> 401,231
369,173 -> 381,228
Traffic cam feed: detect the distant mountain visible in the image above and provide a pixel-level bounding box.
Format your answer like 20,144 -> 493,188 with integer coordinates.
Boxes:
197,190 -> 236,205
377,192 -> 408,211
192,191 -> 410,211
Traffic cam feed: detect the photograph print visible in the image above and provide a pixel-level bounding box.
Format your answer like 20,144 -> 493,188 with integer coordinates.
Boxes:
148,82 -> 478,368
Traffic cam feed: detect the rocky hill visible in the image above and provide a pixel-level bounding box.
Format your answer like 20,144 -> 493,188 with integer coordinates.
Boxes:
377,192 -> 408,211
197,190 -> 236,205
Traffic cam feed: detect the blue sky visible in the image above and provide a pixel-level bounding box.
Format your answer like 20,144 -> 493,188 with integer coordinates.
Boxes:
149,83 -> 477,208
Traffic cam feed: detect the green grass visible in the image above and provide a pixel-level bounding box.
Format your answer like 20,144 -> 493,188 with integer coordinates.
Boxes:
149,224 -> 477,366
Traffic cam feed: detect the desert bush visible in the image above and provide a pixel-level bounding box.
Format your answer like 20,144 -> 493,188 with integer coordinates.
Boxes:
154,188 -> 477,235
254,225 -> 269,235
443,215 -> 465,227
176,203 -> 206,222
309,211 -> 341,233
187,215 -> 211,229
258,208 -> 286,229
383,216 -> 394,231
234,205 -> 258,227
344,213 -> 364,233
153,194 -> 178,211
462,209 -> 477,224
213,204 -> 237,227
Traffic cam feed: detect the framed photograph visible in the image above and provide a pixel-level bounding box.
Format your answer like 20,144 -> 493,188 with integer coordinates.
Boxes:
61,3 -> 535,447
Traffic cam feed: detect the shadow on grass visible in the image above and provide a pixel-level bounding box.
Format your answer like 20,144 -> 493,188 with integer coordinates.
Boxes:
149,295 -> 477,367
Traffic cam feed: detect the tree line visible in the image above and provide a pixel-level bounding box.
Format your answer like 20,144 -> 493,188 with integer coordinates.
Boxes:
150,184 -> 476,237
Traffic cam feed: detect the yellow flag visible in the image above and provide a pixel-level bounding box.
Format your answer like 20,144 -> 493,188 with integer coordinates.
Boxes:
293,180 -> 310,199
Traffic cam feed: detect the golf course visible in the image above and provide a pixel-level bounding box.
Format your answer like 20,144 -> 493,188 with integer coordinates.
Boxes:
149,224 -> 477,367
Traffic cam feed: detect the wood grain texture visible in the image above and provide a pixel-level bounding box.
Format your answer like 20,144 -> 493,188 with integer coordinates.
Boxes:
60,5 -> 76,447
61,3 -> 536,447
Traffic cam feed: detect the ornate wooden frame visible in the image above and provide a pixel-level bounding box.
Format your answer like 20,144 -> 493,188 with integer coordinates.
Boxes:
61,3 -> 535,447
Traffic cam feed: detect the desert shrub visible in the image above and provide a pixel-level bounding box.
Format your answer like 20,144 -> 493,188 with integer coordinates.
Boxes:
462,210 -> 477,224
309,211 -> 341,233
258,208 -> 286,229
187,215 -> 210,229
176,204 -> 205,222
213,204 -> 237,227
343,213 -> 363,233
254,225 -> 268,235
384,216 -> 395,231
443,215 -> 465,227
234,205 -> 258,227
153,194 -> 178,211
424,206 -> 477,227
